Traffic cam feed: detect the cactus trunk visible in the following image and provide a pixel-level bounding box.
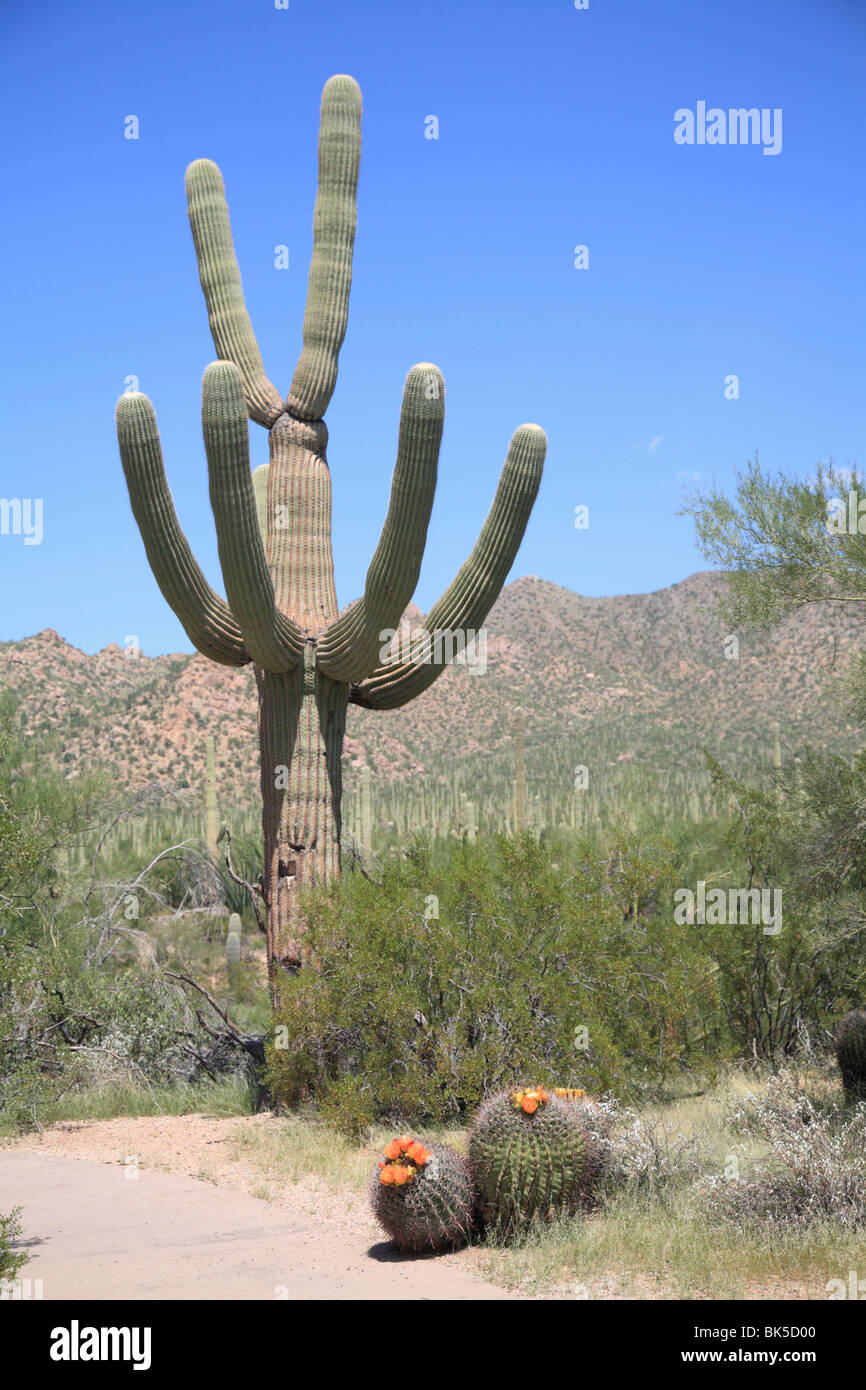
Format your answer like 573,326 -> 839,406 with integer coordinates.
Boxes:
257,659 -> 347,990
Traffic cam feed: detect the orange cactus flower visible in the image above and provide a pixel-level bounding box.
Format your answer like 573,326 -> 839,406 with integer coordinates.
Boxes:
380,1167 -> 396,1185
393,1165 -> 410,1185
397,1136 -> 414,1153
407,1143 -> 429,1165
383,1139 -> 401,1161
512,1084 -> 549,1113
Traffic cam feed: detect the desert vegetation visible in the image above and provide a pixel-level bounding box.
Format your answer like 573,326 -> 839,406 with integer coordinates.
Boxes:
2,40 -> 864,1305
4,649 -> 866,1294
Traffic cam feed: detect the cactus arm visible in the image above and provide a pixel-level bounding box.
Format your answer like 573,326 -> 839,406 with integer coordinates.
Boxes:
116,391 -> 250,667
185,159 -> 284,429
316,364 -> 443,681
350,424 -> 546,709
252,463 -> 269,545
202,362 -> 305,672
285,75 -> 362,422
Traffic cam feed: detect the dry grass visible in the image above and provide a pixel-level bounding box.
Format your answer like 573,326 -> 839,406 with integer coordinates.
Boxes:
224,1112 -> 468,1191
223,1072 -> 866,1299
10,1067 -> 866,1298
470,1075 -> 866,1299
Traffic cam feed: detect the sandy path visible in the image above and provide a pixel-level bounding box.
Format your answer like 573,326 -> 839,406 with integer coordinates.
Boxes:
0,1118 -> 518,1301
3,1115 -> 819,1300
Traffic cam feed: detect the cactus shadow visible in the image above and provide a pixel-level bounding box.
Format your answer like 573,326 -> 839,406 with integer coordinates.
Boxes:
366,1240 -> 444,1263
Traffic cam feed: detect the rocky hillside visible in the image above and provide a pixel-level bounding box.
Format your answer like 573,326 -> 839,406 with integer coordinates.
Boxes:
2,571 -> 864,831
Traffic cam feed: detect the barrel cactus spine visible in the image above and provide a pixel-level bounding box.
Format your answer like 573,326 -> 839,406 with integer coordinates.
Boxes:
371,1135 -> 475,1253
554,1087 -> 615,1192
115,74 -> 546,1004
468,1085 -> 595,1232
834,1010 -> 866,1102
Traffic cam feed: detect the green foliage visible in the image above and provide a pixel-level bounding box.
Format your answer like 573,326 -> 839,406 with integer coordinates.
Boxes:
468,1090 -> 592,1231
681,455 -> 866,630
267,834 -> 715,1124
0,691 -> 104,949
370,1141 -> 475,1252
695,750 -> 866,1060
217,834 -> 262,921
319,1075 -> 375,1144
0,1207 -> 26,1283
0,696 -> 255,1129
90,980 -> 194,1082
0,699 -> 102,1125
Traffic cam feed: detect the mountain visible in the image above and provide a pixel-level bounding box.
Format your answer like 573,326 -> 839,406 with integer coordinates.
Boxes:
2,571 -> 864,836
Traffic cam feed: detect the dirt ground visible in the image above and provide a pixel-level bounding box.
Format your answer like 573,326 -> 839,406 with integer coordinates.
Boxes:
1,1113 -> 821,1300
1,1114 -> 518,1300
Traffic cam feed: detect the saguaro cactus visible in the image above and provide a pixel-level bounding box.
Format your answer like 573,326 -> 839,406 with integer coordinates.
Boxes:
205,735 -> 218,859
360,763 -> 373,852
116,75 -> 546,1003
512,710 -> 527,832
226,912 -> 242,973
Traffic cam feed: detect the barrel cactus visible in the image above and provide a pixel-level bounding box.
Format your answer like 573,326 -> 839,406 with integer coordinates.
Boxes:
226,913 -> 242,971
834,1010 -> 866,1102
370,1135 -> 475,1253
555,1088 -> 615,1193
468,1085 -> 596,1231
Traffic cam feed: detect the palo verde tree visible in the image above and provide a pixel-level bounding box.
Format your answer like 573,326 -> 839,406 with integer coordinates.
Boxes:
681,456 -> 866,714
116,75 -> 546,1002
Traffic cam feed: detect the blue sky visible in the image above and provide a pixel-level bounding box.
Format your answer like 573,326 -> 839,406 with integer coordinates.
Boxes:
1,0 -> 864,656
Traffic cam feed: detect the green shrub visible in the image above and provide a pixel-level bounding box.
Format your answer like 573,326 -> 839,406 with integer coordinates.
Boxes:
0,1208 -> 26,1283
267,834 -> 713,1124
319,1075 -> 375,1144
